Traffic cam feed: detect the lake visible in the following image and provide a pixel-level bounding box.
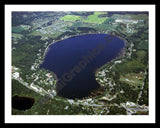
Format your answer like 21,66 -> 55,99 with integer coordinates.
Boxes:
40,34 -> 125,99
12,95 -> 35,110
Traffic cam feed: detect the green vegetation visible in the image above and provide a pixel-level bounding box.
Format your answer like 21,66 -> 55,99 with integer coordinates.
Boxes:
94,12 -> 107,15
115,60 -> 146,74
138,68 -> 148,106
83,12 -> 109,24
12,33 -> 23,40
113,82 -> 140,104
12,35 -> 45,73
12,79 -> 97,115
12,25 -> 31,33
95,13 -> 148,108
133,111 -> 148,115
108,106 -> 127,115
12,26 -> 25,33
12,79 -> 67,115
60,12 -> 109,24
137,40 -> 148,50
60,15 -> 82,21
119,73 -> 144,86
114,48 -> 147,75
125,14 -> 148,20
109,35 -> 148,105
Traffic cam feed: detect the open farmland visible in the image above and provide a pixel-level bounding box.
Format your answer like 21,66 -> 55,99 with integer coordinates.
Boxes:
60,15 -> 82,21
83,12 -> 109,24
60,12 -> 109,24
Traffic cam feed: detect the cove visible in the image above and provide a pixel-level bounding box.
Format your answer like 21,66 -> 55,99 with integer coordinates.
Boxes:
40,34 -> 125,99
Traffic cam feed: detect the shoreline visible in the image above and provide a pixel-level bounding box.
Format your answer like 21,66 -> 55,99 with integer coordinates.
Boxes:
39,33 -> 107,85
94,34 -> 129,89
39,32 -> 129,99
39,33 -> 100,92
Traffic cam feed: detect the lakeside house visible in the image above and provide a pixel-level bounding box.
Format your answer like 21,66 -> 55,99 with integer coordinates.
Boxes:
46,73 -> 52,78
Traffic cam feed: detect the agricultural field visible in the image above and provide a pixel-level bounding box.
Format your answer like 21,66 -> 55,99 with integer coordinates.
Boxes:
60,15 -> 82,21
60,12 -> 109,24
83,12 -> 109,24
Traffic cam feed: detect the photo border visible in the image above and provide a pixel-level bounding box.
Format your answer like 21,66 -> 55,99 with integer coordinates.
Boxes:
5,4 -> 156,124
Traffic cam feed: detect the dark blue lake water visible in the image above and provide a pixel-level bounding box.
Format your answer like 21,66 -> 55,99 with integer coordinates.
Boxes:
40,34 -> 125,99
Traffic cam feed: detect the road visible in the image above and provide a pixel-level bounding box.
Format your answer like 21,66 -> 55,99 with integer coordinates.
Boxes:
12,76 -> 49,96
12,73 -> 149,115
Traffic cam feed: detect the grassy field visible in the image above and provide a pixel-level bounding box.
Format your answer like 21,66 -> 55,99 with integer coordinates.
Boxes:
83,12 -> 109,24
60,15 -> 82,21
119,73 -> 144,86
60,12 -> 109,24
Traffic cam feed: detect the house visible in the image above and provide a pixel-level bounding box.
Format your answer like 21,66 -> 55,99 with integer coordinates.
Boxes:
125,79 -> 129,81
64,106 -> 69,110
12,72 -> 20,79
138,77 -> 142,80
46,73 -> 52,78
126,101 -> 136,106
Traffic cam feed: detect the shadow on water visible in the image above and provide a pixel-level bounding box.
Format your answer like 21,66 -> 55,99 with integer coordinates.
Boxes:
12,95 -> 35,110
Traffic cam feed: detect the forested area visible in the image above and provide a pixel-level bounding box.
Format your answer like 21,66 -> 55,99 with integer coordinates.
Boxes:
12,35 -> 54,78
12,79 -> 98,115
12,36 -> 43,74
97,20 -> 149,106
